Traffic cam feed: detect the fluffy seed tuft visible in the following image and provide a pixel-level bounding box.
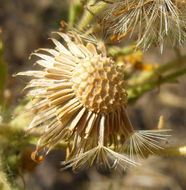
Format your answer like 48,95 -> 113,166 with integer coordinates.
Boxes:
98,0 -> 186,51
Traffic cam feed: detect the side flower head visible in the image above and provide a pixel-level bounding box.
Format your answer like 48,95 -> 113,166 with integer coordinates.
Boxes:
17,31 -> 169,171
99,0 -> 186,52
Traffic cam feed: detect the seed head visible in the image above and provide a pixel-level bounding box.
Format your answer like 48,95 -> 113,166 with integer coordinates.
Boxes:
17,31 -> 169,171
72,54 -> 127,113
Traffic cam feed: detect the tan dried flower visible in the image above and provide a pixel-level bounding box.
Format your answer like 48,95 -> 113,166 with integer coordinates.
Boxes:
99,0 -> 186,52
17,31 -> 168,171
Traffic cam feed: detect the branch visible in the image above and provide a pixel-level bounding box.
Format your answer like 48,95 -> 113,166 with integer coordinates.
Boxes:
68,0 -> 82,27
0,28 -> 7,107
77,0 -> 106,31
1,124 -> 186,158
128,55 -> 186,87
127,66 -> 186,104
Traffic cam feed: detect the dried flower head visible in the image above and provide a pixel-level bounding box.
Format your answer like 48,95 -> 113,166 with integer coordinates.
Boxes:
17,31 -> 168,171
99,0 -> 186,51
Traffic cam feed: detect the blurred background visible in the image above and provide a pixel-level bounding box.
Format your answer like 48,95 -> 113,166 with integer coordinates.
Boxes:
0,0 -> 186,190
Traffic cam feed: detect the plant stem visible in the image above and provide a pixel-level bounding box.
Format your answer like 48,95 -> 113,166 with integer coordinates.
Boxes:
128,55 -> 186,87
69,0 -> 76,27
69,0 -> 82,27
127,67 -> 186,104
77,0 -> 106,31
0,28 -> 7,107
1,124 -> 186,173
108,45 -> 135,57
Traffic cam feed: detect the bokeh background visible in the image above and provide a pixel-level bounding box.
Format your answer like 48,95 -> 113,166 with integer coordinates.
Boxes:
0,0 -> 186,190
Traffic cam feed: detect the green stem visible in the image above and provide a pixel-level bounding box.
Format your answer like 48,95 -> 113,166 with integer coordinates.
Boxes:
108,45 -> 135,57
69,0 -> 82,27
0,29 -> 7,107
77,0 -> 106,31
128,55 -> 186,87
1,124 -> 186,171
69,0 -> 76,27
127,67 -> 186,104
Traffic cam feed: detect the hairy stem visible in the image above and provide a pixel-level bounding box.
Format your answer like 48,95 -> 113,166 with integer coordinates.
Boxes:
0,28 -> 7,107
69,0 -> 82,27
1,124 -> 186,157
128,55 -> 186,87
77,0 -> 106,31
127,66 -> 186,104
